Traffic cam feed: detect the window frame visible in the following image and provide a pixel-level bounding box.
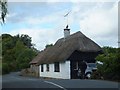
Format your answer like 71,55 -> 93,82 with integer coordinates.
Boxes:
41,64 -> 44,72
54,62 -> 60,72
46,64 -> 49,72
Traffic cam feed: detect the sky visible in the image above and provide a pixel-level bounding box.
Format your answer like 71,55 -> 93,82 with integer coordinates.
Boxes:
1,0 -> 119,50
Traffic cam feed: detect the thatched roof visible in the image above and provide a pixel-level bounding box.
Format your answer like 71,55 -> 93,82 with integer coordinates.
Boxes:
30,31 -> 102,65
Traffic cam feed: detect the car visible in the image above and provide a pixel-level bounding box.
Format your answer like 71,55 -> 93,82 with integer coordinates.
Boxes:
85,61 -> 104,79
85,63 -> 97,79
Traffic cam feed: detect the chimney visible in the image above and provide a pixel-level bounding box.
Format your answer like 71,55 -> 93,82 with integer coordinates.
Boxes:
64,25 -> 70,38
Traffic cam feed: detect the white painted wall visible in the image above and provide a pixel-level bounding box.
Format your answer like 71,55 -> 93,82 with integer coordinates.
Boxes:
64,29 -> 70,38
39,61 -> 71,79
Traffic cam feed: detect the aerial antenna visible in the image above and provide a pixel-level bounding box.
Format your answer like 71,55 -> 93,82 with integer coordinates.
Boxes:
64,10 -> 71,27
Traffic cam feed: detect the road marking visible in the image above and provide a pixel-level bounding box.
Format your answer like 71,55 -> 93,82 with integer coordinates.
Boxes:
44,81 -> 67,90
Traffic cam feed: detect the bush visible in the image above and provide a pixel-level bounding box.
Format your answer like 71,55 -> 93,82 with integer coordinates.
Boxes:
95,47 -> 120,81
2,63 -> 10,74
91,70 -> 103,80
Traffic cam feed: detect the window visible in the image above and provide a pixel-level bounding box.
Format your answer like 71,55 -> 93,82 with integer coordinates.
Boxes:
46,64 -> 49,72
41,64 -> 43,72
54,62 -> 60,72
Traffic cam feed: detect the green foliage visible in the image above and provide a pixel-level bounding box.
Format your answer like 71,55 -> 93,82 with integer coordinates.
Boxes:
2,34 -> 38,74
45,44 -> 53,48
95,46 -> 120,81
0,0 -> 8,24
0,36 -> 2,59
16,48 -> 37,70
19,34 -> 32,48
2,63 -> 10,74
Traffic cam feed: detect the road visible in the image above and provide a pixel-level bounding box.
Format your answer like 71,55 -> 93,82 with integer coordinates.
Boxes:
1,72 -> 120,90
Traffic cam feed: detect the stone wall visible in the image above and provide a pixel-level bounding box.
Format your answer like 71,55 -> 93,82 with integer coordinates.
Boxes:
21,65 -> 39,77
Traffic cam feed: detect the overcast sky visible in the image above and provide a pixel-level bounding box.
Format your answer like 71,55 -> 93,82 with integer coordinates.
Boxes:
2,0 -> 119,50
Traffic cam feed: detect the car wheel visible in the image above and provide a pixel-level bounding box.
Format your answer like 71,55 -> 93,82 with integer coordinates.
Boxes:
86,72 -> 91,79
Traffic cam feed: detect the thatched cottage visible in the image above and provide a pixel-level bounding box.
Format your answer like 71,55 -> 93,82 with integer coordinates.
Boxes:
30,26 -> 102,79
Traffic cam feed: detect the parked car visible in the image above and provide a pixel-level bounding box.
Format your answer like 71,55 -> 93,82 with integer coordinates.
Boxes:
85,61 -> 103,79
85,63 -> 97,79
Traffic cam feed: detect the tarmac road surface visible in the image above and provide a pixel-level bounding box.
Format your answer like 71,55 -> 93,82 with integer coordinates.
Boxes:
1,72 -> 120,90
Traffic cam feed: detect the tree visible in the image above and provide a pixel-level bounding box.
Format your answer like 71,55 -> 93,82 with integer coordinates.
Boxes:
16,48 -> 37,70
0,0 -> 8,24
0,35 -> 2,57
45,44 -> 53,48
95,47 -> 120,81
2,34 -> 15,56
20,34 -> 33,48
2,34 -> 38,74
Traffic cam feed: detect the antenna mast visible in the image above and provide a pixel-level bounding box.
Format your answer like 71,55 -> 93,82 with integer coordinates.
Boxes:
64,10 -> 71,27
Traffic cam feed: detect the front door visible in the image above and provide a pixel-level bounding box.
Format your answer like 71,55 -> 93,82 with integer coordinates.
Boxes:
70,61 -> 79,79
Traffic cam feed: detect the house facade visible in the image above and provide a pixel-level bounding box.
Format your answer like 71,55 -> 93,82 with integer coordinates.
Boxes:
30,26 -> 102,79
39,61 -> 70,79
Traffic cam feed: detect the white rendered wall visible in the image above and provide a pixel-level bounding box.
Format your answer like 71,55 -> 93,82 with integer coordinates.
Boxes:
39,61 -> 70,79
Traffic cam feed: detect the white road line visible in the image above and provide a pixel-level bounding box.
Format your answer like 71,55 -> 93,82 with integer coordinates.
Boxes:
44,81 -> 67,90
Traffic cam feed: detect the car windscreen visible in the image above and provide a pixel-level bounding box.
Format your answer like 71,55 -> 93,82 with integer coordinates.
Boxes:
87,64 -> 96,67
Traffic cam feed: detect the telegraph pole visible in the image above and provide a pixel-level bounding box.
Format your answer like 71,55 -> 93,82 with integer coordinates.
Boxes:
118,42 -> 120,48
